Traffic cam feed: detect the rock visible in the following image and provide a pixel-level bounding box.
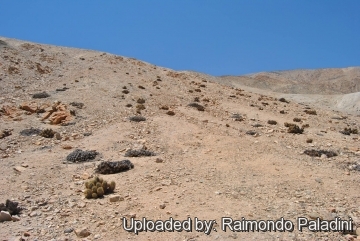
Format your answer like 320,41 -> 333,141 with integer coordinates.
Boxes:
23,232 -> 30,237
159,204 -> 166,209
11,215 -> 20,221
155,158 -> 164,163
308,212 -> 322,220
64,228 -> 73,234
13,166 -> 27,173
0,211 -> 12,222
19,102 -> 38,113
29,211 -> 38,217
77,202 -> 86,208
62,145 -> 72,150
109,195 -> 123,202
75,228 -> 91,238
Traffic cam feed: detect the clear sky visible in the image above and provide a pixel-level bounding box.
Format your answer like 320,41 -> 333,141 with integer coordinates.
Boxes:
1,1 -> 359,76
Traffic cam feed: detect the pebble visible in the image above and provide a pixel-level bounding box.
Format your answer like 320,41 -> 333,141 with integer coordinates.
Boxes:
155,158 -> 164,163
11,215 -> 20,221
78,202 -> 86,208
159,204 -> 166,209
64,228 -> 73,233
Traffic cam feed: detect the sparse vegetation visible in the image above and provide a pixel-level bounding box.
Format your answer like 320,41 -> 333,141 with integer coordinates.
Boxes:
279,98 -> 289,103
32,92 -> 50,99
95,160 -> 134,174
129,116 -> 146,122
304,110 -> 317,115
306,138 -> 313,143
0,129 -> 12,139
188,102 -> 205,111
267,120 -> 277,125
39,128 -> 55,138
125,149 -> 155,157
70,102 -> 84,109
285,123 -> 304,134
293,117 -> 301,122
166,110 -> 175,116
66,149 -> 99,163
0,200 -> 22,215
340,127 -> 358,135
137,98 -> 145,104
136,104 -> 145,110
302,124 -> 310,128
304,149 -> 337,158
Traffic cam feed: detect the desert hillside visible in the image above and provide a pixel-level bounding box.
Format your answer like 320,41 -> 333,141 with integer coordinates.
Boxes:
218,68 -> 360,115
0,37 -> 359,241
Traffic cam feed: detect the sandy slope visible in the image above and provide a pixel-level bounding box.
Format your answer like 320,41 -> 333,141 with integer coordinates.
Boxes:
218,68 -> 360,115
0,37 -> 359,241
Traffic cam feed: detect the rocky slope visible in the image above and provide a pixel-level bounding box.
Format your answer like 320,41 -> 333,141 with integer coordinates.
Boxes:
0,37 -> 359,241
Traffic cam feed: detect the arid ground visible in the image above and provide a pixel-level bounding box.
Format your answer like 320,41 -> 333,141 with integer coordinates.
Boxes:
0,37 -> 359,241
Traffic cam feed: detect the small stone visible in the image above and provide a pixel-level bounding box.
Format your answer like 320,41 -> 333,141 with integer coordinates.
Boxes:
315,178 -> 323,184
75,228 -> 91,238
155,158 -> 164,163
62,145 -> 72,150
29,211 -> 38,217
159,204 -> 166,209
11,215 -> 20,221
320,154 -> 327,159
0,211 -> 12,222
109,195 -> 123,202
23,232 -> 31,237
308,212 -> 322,220
64,228 -> 73,234
78,202 -> 86,208
14,166 -> 27,173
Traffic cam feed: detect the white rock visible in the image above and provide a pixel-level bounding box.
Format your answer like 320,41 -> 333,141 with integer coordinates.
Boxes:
109,195 -> 123,202
75,228 -> 91,238
0,211 -> 12,222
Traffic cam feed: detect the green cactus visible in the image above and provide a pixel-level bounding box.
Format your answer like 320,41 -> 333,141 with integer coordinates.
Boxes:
96,182 -> 102,188
99,177 -> 103,183
109,181 -> 116,192
102,181 -> 107,191
92,193 -> 98,199
92,186 -> 97,193
84,189 -> 92,199
97,187 -> 104,197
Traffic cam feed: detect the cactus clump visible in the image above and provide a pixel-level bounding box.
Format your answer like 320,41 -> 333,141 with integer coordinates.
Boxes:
84,176 -> 116,199
40,128 -> 56,138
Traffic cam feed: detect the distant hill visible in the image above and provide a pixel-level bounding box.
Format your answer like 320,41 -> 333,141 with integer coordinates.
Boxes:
219,67 -> 360,95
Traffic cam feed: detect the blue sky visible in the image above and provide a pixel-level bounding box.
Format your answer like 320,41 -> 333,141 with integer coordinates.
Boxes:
1,1 -> 359,76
